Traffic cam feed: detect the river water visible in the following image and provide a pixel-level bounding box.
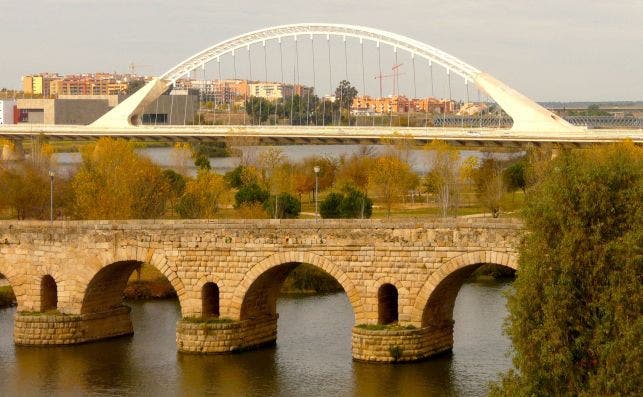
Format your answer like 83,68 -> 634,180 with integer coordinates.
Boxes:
0,279 -> 512,396
52,144 -> 521,177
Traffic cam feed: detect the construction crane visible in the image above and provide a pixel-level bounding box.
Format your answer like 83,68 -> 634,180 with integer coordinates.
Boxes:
374,63 -> 405,97
128,62 -> 151,75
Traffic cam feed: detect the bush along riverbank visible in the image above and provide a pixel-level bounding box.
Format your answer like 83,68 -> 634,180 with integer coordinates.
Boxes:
280,264 -> 343,294
0,286 -> 16,308
121,263 -> 344,301
123,265 -> 177,300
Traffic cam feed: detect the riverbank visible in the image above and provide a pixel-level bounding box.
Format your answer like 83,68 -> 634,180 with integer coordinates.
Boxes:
123,263 -> 343,301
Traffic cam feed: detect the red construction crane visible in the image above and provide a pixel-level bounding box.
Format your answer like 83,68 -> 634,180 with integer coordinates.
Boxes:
374,63 -> 405,97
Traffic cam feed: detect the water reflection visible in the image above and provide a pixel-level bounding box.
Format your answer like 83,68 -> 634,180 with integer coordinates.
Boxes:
0,280 -> 512,396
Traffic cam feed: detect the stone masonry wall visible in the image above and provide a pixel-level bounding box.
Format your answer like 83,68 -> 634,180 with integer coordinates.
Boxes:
352,323 -> 454,362
0,218 -> 521,357
14,306 -> 133,345
176,315 -> 278,353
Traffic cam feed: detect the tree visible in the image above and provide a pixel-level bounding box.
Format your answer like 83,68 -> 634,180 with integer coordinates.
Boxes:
335,80 -> 358,110
72,138 -> 170,219
473,157 -> 505,217
264,192 -> 301,219
368,154 -> 416,217
194,153 -> 211,170
245,97 -> 275,123
425,140 -> 461,217
0,164 -> 50,219
339,186 -> 373,218
503,160 -> 527,194
490,143 -> 642,396
162,169 -> 186,216
175,170 -> 230,219
234,182 -> 270,208
319,192 -> 343,219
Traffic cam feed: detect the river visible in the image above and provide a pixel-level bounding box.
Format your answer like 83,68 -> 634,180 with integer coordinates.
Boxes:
0,279 -> 512,396
52,144 -> 521,177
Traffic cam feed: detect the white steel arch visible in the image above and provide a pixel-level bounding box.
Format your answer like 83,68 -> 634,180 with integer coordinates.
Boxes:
92,23 -> 582,133
161,23 -> 480,84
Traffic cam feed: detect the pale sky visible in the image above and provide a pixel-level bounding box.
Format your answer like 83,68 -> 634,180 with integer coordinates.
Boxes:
1,0 -> 641,101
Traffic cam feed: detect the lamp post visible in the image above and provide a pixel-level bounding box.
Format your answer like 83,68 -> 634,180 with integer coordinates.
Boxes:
48,170 -> 55,222
313,166 -> 320,220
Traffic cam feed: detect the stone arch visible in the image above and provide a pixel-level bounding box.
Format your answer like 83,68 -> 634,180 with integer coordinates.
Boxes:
191,274 -> 226,318
40,275 -> 58,311
410,250 -> 518,327
79,248 -> 186,315
0,259 -> 23,309
230,251 -> 363,322
378,283 -> 398,325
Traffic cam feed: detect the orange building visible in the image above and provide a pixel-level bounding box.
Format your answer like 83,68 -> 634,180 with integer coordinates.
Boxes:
351,95 -> 457,114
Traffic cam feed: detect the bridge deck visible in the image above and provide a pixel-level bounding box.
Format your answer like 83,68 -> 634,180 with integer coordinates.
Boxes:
1,124 -> 641,148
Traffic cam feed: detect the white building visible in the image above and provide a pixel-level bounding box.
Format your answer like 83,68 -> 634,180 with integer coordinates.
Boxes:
0,99 -> 16,124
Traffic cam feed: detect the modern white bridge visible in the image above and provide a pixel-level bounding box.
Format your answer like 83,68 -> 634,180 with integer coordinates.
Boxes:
1,23 -> 641,153
0,124 -> 640,148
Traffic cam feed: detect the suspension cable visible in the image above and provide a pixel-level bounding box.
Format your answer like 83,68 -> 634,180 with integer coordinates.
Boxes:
290,38 -> 295,126
263,40 -> 268,125
279,39 -> 284,124
215,57 -> 220,125
410,53 -> 416,127
168,82 -> 175,125
360,38 -> 366,127
247,45 -> 252,125
344,36 -> 349,126
327,35 -> 333,125
311,35 -> 317,126
295,35 -> 302,125
377,41 -> 382,126
305,35 -> 312,126
183,71 -> 189,126
232,50 -> 237,125
391,47 -> 397,127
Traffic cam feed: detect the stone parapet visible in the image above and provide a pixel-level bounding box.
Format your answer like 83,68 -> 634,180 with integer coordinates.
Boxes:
351,323 -> 454,363
14,306 -> 133,345
176,315 -> 278,354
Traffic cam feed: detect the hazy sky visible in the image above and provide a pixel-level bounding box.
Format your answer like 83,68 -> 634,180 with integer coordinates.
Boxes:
1,0 -> 641,101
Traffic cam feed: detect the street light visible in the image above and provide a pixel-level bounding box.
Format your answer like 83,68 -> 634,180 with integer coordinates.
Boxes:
48,170 -> 55,222
313,166 -> 321,220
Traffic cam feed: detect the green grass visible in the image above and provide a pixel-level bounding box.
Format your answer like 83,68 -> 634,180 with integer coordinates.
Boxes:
182,316 -> 234,324
356,323 -> 417,331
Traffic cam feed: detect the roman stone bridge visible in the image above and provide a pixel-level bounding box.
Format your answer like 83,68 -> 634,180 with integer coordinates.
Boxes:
0,218 -> 522,362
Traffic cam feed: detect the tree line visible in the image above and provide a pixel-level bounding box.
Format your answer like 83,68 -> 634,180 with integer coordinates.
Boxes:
0,137 -> 530,220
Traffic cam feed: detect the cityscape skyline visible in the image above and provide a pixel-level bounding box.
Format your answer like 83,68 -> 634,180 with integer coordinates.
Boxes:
1,1 -> 641,101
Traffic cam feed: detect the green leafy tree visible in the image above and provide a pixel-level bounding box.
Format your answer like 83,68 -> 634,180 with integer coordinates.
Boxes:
194,153 -> 211,170
319,192 -> 343,219
503,160 -> 527,194
234,182 -> 270,208
264,192 -> 301,219
335,80 -> 358,110
245,97 -> 275,123
473,157 -> 505,218
319,187 -> 373,219
490,142 -> 642,396
339,186 -> 372,218
224,165 -> 245,189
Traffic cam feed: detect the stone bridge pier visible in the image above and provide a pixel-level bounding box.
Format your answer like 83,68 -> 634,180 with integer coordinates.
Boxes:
0,219 -> 521,363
